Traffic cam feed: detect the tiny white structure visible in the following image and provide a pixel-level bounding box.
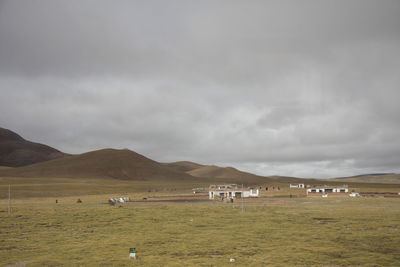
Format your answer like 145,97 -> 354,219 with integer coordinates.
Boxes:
109,196 -> 130,205
290,183 -> 305,189
208,184 -> 259,199
349,192 -> 360,197
192,187 -> 205,194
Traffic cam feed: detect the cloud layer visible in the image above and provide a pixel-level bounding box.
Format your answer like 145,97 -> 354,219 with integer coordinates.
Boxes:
1,0 -> 400,178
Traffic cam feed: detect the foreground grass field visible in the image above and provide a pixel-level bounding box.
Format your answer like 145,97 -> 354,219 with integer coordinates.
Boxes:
1,196 -> 399,266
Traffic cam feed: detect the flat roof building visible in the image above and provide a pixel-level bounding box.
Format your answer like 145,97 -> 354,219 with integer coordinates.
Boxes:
209,184 -> 259,199
307,185 -> 349,196
290,183 -> 305,188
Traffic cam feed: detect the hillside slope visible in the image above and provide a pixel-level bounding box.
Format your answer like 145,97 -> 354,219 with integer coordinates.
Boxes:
0,127 -> 67,167
187,165 -> 253,179
330,173 -> 400,184
163,161 -> 204,173
187,164 -> 298,184
164,161 -> 304,184
165,161 -> 265,181
0,148 -> 197,181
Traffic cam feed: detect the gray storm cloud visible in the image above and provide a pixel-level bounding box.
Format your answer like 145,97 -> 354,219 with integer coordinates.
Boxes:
0,0 -> 399,178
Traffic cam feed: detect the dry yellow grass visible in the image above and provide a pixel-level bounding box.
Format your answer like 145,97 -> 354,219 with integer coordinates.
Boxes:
1,174 -> 400,265
1,196 -> 399,266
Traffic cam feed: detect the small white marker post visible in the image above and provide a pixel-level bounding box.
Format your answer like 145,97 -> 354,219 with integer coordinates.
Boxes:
129,248 -> 137,259
8,184 -> 11,214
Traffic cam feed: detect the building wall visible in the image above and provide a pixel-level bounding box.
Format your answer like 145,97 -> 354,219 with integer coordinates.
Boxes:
307,188 -> 348,194
209,189 -> 259,199
290,184 -> 305,188
307,192 -> 349,197
243,191 -> 251,197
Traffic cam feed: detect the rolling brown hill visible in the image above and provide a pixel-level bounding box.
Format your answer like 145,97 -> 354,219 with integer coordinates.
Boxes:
0,148 -> 198,181
0,127 -> 67,167
165,161 -> 296,184
188,165 -> 256,179
330,173 -> 400,184
0,128 -> 310,184
0,148 -> 299,184
163,161 -> 204,173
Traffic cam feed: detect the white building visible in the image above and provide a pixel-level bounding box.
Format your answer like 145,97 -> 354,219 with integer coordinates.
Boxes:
208,184 -> 259,199
307,185 -> 349,196
290,183 -> 305,189
192,187 -> 205,194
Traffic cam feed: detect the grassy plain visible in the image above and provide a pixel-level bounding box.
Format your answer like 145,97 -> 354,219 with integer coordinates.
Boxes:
1,193 -> 400,266
0,177 -> 208,199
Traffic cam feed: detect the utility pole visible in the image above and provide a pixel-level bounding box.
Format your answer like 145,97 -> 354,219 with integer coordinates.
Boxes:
8,184 -> 10,214
241,183 -> 244,213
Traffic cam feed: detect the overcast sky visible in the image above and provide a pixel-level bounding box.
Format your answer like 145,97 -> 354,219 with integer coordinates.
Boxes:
1,0 -> 400,178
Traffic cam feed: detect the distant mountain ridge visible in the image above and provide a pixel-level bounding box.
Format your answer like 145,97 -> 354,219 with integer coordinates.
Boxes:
0,127 -> 67,167
164,161 -> 297,184
346,173 -> 395,178
1,127 -> 397,184
0,128 -> 282,182
330,173 -> 400,184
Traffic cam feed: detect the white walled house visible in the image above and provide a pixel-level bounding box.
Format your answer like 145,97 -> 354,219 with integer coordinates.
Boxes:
208,184 -> 259,199
307,185 -> 349,196
290,184 -> 305,189
243,189 -> 259,197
